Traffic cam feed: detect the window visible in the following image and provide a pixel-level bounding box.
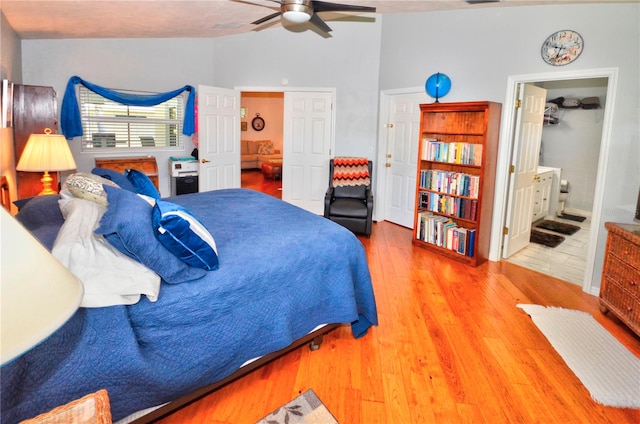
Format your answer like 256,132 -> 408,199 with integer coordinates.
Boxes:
79,86 -> 184,151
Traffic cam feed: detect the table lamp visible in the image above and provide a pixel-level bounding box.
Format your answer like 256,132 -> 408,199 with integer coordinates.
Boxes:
16,128 -> 77,195
0,208 -> 84,365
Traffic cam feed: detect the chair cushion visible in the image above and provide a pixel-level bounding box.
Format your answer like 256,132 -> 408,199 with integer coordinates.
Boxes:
334,185 -> 367,199
328,198 -> 368,218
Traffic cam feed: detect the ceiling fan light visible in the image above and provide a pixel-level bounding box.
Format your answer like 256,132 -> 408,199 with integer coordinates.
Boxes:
283,10 -> 311,24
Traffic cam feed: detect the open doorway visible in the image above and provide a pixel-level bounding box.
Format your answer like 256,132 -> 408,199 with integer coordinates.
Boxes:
504,77 -> 607,286
491,68 -> 618,295
239,91 -> 284,199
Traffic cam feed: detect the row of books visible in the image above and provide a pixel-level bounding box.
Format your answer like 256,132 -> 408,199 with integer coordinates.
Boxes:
419,191 -> 478,221
421,138 -> 483,166
416,211 -> 476,256
419,170 -> 480,199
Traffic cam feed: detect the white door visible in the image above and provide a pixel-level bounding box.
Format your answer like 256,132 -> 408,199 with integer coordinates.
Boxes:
383,93 -> 425,228
503,83 -> 547,257
198,85 -> 240,192
282,91 -> 333,214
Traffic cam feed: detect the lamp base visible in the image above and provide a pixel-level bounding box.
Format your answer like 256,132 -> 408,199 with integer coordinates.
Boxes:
38,171 -> 57,196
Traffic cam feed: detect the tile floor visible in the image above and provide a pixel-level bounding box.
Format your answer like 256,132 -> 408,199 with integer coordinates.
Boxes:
505,212 -> 591,286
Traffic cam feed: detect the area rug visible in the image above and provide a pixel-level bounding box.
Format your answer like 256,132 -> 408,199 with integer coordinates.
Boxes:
530,229 -> 565,248
256,389 -> 338,424
535,219 -> 581,235
559,212 -> 587,222
518,304 -> 640,408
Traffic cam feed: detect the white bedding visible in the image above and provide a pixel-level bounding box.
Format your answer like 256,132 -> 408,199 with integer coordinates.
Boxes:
52,197 -> 161,307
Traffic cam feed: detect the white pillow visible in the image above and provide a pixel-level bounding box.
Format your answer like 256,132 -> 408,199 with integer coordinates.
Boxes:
61,172 -> 120,206
52,197 -> 161,307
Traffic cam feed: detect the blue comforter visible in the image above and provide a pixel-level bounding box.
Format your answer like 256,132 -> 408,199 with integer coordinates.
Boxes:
1,189 -> 377,422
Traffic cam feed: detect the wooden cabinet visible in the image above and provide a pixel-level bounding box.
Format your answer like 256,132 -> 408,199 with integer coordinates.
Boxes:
413,101 -> 501,266
599,222 -> 640,336
532,170 -> 553,222
12,84 -> 59,199
94,156 -> 159,190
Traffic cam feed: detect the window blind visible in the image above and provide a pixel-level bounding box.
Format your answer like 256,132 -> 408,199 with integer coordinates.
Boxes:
79,86 -> 184,150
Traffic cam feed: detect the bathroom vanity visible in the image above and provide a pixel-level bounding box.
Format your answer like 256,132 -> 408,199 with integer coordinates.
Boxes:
532,169 -> 554,222
532,166 -> 562,222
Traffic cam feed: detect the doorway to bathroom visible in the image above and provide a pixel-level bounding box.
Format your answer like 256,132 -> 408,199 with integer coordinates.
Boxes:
493,68 -> 618,295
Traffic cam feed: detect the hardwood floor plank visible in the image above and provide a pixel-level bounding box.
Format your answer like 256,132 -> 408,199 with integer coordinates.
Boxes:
157,220 -> 640,424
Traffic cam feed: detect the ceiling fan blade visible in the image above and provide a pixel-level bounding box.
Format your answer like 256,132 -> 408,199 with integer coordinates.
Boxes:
309,13 -> 333,33
252,11 -> 283,25
312,1 -> 376,13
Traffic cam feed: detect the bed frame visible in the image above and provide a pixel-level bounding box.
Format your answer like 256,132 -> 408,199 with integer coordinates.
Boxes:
129,323 -> 341,423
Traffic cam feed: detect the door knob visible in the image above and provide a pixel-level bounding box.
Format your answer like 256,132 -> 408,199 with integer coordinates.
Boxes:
385,163 -> 391,168
388,123 -> 394,128
386,153 -> 392,158
201,158 -> 210,164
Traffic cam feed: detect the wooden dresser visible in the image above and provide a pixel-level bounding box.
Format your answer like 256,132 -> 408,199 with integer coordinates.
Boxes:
599,222 -> 640,336
94,156 -> 159,190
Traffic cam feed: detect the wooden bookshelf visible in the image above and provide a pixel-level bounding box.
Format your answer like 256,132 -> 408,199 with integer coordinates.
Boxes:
413,101 -> 502,266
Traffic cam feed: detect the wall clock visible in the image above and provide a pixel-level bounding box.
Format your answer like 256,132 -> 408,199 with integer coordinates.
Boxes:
541,30 -> 584,66
252,114 -> 265,131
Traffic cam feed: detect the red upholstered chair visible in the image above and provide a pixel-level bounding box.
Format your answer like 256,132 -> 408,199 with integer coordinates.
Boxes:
323,158 -> 373,237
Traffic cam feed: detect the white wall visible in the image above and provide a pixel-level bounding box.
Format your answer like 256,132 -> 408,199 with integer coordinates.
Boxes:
540,81 -> 607,213
211,21 -> 383,158
21,38 -> 217,197
21,21 -> 382,196
378,3 -> 639,291
17,3 -> 640,291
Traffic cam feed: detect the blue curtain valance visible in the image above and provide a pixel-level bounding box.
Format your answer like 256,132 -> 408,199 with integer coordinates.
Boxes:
61,76 -> 196,140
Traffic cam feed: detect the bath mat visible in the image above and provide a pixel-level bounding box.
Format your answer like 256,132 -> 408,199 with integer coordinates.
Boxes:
256,389 -> 338,424
559,213 -> 587,222
530,229 -> 564,248
535,219 -> 581,235
517,304 -> 640,408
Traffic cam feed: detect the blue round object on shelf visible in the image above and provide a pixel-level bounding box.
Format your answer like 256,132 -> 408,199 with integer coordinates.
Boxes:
425,73 -> 452,101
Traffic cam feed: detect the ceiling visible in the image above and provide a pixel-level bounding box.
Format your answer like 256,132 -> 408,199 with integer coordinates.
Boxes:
1,1 -> 631,40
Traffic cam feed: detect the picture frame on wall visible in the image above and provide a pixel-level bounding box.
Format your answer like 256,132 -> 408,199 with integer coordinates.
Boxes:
241,121 -> 247,131
1,79 -> 13,128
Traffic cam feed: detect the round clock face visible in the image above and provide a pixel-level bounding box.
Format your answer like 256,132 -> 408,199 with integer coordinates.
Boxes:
252,115 -> 265,131
541,30 -> 584,66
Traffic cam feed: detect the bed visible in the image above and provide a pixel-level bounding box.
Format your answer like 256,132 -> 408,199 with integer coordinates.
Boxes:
0,181 -> 378,423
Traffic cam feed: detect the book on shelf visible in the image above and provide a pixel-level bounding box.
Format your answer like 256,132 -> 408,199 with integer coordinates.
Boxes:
457,228 -> 467,255
422,139 -> 483,166
467,229 -> 476,257
415,211 -> 476,258
419,170 -> 480,199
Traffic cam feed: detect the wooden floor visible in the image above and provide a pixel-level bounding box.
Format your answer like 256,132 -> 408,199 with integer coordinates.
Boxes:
241,169 -> 282,199
157,217 -> 640,423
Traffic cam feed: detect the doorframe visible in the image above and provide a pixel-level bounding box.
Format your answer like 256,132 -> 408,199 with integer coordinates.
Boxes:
490,67 -> 619,295
235,85 -> 337,203
377,86 -> 425,224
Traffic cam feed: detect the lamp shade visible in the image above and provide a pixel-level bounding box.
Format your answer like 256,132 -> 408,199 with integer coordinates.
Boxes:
16,128 -> 77,173
16,128 -> 76,195
0,208 -> 84,365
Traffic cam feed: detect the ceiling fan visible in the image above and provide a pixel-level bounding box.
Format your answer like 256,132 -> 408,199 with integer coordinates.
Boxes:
251,0 -> 376,33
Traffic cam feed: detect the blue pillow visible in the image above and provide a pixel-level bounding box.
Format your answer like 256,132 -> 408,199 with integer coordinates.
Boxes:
125,169 -> 160,199
152,200 -> 219,271
91,167 -> 137,192
95,186 -> 206,284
